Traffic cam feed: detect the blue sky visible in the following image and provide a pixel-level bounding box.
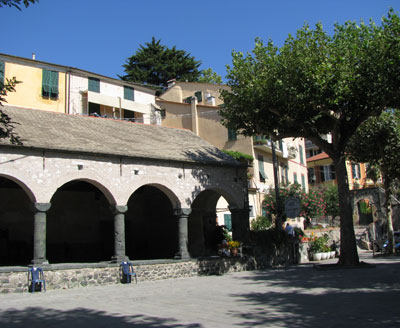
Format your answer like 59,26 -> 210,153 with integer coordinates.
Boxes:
1,0 -> 400,81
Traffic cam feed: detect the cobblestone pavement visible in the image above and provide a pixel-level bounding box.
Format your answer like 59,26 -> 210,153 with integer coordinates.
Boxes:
0,251 -> 399,328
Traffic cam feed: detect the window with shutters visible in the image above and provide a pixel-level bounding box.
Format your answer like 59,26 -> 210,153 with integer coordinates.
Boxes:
124,86 -> 134,101
0,61 -> 4,89
301,174 -> 306,191
195,91 -> 202,102
228,128 -> 237,141
88,77 -> 100,93
258,155 -> 266,182
224,214 -> 232,231
299,145 -> 304,165
42,69 -> 59,99
293,172 -> 298,184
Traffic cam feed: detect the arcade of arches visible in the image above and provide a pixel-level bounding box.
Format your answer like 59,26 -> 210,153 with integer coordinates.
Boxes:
0,175 -> 249,267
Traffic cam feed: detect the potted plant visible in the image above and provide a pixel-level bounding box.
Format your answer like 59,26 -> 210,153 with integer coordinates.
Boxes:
309,235 -> 329,261
228,240 -> 240,256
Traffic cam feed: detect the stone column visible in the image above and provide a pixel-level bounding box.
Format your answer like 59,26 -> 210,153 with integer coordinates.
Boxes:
175,208 -> 191,260
111,205 -> 128,263
229,206 -> 250,243
31,202 -> 51,265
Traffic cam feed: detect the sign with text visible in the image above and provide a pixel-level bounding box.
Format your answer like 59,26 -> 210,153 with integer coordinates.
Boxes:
285,197 -> 300,218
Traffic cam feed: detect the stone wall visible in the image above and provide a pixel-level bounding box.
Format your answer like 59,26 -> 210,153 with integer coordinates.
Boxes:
0,257 -> 255,294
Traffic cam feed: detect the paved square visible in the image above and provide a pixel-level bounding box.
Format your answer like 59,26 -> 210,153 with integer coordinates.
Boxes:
0,252 -> 399,327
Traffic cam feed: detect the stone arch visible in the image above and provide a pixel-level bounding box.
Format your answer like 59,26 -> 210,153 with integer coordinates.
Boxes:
0,175 -> 35,266
125,183 -> 180,260
0,173 -> 36,202
350,187 -> 385,225
47,179 -> 115,263
188,187 -> 241,257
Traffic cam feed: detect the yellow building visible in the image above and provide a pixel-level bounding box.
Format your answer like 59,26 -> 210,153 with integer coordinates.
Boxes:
0,53 -> 158,122
157,81 -> 308,227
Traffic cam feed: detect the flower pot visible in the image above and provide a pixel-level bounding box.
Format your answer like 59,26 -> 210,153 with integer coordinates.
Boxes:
231,248 -> 238,257
313,253 -> 322,261
321,252 -> 329,260
330,251 -> 336,259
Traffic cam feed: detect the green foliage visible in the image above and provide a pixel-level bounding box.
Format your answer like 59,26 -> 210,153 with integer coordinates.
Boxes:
198,68 -> 222,84
263,184 -> 326,222
120,37 -> 201,88
366,165 -> 380,185
322,184 -> 339,218
250,215 -> 272,231
219,10 -> 400,264
0,0 -> 38,10
359,200 -> 372,214
221,149 -> 254,163
309,234 -> 330,254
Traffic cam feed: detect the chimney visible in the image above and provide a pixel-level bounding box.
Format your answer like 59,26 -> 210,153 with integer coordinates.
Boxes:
32,53 -> 36,60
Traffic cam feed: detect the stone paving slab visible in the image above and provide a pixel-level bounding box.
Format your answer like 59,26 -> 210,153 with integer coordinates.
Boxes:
0,251 -> 399,327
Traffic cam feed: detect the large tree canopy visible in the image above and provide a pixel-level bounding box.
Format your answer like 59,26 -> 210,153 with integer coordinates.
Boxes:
220,10 -> 400,265
120,37 -> 201,88
347,111 -> 400,253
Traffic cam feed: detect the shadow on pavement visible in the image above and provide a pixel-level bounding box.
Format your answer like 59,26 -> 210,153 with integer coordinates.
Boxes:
230,261 -> 400,327
0,307 -> 202,328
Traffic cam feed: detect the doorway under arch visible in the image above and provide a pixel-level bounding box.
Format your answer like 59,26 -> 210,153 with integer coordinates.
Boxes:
0,176 -> 33,266
47,180 -> 114,263
189,189 -> 236,258
126,185 -> 178,260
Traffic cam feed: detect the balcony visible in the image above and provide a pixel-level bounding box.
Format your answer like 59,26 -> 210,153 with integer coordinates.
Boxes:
252,136 -> 289,159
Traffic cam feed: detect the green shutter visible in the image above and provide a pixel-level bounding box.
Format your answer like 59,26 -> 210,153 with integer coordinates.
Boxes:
294,172 -> 298,183
228,128 -> 237,141
299,145 -> 304,164
50,71 -> 59,97
0,61 -> 4,89
184,96 -> 192,104
42,69 -> 51,97
88,77 -> 100,93
258,155 -> 266,181
301,174 -> 306,191
224,214 -> 232,231
124,86 -> 134,101
195,91 -> 202,102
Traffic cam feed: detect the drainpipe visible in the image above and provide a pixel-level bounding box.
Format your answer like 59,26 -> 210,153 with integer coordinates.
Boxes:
190,96 -> 199,135
118,96 -> 122,119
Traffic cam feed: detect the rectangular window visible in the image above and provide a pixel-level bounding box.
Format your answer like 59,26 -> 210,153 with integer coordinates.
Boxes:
352,163 -> 361,179
195,91 -> 202,102
249,205 -> 254,218
301,174 -> 306,191
320,165 -> 336,182
299,145 -> 304,165
42,69 -> 59,98
293,172 -> 298,184
228,128 -> 237,141
124,86 -> 134,101
258,155 -> 266,182
224,214 -> 232,231
0,61 -> 4,89
88,77 -> 100,93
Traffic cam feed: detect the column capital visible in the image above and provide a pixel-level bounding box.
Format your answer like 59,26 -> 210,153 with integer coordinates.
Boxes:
32,202 -> 51,213
174,208 -> 192,217
112,205 -> 128,215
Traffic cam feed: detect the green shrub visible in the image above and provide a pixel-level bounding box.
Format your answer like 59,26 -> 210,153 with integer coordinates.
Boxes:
251,215 -> 272,230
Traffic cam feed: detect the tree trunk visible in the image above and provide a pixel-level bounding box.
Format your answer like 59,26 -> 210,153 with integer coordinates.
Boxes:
333,154 -> 360,265
383,172 -> 395,254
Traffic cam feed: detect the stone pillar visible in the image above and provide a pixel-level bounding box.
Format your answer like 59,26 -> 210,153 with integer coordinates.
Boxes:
229,206 -> 250,243
31,202 -> 51,265
175,208 -> 191,260
111,205 -> 128,263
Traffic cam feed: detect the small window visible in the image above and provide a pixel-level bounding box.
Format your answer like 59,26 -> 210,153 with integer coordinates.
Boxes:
224,214 -> 232,231
249,206 -> 255,218
42,69 -> 59,99
258,155 -> 266,182
195,91 -> 202,102
88,77 -> 100,93
228,128 -> 237,141
0,61 -> 4,89
301,174 -> 306,191
124,86 -> 134,101
299,145 -> 304,165
293,172 -> 298,184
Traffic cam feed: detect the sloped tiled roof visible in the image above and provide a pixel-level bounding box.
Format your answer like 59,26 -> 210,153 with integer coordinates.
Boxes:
306,152 -> 330,163
0,106 -> 241,167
